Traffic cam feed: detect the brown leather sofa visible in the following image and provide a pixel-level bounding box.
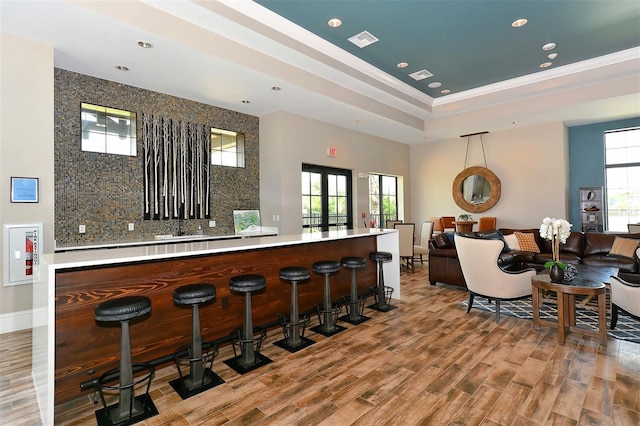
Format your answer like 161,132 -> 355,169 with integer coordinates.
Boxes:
428,229 -> 640,288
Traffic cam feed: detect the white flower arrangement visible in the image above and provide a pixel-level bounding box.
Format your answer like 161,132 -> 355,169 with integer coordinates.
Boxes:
539,217 -> 572,269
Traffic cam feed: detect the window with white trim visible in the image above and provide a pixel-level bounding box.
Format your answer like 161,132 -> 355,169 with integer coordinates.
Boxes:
81,103 -> 137,156
211,128 -> 244,167
605,127 -> 640,231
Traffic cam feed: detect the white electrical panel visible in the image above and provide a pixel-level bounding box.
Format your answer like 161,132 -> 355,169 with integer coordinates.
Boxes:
3,223 -> 43,286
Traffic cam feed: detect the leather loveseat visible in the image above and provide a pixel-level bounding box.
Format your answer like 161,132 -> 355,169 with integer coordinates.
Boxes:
428,229 -> 640,288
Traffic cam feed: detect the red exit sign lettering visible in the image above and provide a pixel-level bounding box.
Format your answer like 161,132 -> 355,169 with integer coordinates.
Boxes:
327,147 -> 337,157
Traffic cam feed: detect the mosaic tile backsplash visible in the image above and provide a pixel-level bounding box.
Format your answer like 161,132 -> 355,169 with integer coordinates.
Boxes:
54,69 -> 260,248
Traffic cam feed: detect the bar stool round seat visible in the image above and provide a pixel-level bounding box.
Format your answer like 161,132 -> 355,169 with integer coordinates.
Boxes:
173,284 -> 216,305
170,283 -> 224,399
368,251 -> 397,312
280,266 -> 311,282
369,251 -> 392,264
229,274 -> 266,293
95,296 -> 151,322
224,274 -> 272,374
312,260 -> 341,275
339,256 -> 371,325
310,260 -> 346,337
275,266 -> 315,352
94,296 -> 157,426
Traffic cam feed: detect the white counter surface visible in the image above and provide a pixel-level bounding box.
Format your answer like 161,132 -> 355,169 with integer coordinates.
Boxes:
44,228 -> 393,270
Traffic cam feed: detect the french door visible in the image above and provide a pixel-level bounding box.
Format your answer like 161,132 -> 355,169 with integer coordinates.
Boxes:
301,164 -> 353,233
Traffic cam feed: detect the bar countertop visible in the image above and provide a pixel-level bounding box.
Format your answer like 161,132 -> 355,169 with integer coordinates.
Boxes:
43,228 -> 394,271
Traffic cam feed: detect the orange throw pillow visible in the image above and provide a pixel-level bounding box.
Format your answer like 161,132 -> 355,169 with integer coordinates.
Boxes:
514,232 -> 540,253
609,237 -> 640,259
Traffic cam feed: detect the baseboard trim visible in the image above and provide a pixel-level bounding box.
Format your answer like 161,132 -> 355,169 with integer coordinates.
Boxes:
0,308 -> 42,334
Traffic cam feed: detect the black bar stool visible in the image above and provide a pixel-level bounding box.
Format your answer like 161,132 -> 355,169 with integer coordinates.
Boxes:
94,296 -> 158,426
339,256 -> 371,325
310,260 -> 346,337
169,283 -> 224,399
368,251 -> 397,312
274,266 -> 315,352
223,274 -> 272,374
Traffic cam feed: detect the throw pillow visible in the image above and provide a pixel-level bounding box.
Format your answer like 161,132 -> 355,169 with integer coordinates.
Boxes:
609,237 -> 640,259
514,232 -> 540,253
433,233 -> 452,249
504,234 -> 520,251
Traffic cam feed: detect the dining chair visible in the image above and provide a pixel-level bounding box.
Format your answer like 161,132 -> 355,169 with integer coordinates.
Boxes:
429,217 -> 444,236
478,216 -> 497,232
441,216 -> 456,231
413,221 -> 433,264
628,223 -> 640,233
385,219 -> 402,229
394,223 -> 415,272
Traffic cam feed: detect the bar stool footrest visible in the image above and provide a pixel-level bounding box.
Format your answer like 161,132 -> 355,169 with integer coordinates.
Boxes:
94,363 -> 157,426
368,286 -> 398,312
310,303 -> 347,337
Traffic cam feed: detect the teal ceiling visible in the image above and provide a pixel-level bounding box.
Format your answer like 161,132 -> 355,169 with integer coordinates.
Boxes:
256,0 -> 640,98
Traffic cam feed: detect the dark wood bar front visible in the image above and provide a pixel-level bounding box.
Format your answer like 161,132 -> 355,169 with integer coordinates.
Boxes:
54,236 -> 377,403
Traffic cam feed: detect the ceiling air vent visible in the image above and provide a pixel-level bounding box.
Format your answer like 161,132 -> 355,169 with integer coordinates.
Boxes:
348,31 -> 379,48
409,69 -> 434,81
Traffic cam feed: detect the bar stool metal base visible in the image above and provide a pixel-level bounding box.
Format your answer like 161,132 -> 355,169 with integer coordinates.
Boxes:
94,363 -> 157,426
223,327 -> 272,374
169,369 -> 224,400
310,304 -> 347,337
274,313 -> 315,352
367,286 -> 397,312
95,394 -> 158,426
223,353 -> 273,374
339,295 -> 371,324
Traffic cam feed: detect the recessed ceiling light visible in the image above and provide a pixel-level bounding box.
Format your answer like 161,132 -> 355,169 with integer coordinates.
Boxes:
328,18 -> 342,28
271,86 -> 281,91
539,62 -> 552,68
441,89 -> 451,94
115,65 -> 129,71
512,18 -> 528,27
137,41 -> 153,49
241,100 -> 250,104
397,62 -> 408,68
512,121 -> 519,124
547,53 -> 558,60
428,82 -> 442,88
354,119 -> 363,124
542,42 -> 556,51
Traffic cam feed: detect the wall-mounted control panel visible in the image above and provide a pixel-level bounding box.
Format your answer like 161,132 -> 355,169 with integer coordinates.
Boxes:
3,223 -> 43,286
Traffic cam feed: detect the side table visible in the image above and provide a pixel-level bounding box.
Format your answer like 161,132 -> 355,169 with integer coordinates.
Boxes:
531,273 -> 607,346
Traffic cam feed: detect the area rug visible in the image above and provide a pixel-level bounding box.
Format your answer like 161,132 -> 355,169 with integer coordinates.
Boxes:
460,297 -> 640,344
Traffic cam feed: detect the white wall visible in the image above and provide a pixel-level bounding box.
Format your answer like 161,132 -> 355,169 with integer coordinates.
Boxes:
0,34 -> 55,324
260,111 -> 410,235
409,122 -> 569,229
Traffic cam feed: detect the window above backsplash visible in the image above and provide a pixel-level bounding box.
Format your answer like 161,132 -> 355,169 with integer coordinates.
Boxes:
81,103 -> 137,156
211,127 -> 244,167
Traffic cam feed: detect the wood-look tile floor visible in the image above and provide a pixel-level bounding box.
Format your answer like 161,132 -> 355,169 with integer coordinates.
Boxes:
3,264 -> 640,425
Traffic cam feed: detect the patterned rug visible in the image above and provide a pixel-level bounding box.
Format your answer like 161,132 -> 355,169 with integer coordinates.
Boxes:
460,296 -> 640,344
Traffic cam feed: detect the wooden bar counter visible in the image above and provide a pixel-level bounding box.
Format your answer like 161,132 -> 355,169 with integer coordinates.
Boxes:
32,229 -> 398,423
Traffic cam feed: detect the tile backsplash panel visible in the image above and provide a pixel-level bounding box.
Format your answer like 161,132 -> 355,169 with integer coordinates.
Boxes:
54,69 -> 259,248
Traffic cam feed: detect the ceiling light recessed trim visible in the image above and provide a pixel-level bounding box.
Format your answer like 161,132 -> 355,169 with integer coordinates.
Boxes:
241,100 -> 250,104
539,62 -> 553,68
409,69 -> 434,81
547,53 -> 558,60
328,18 -> 342,28
115,65 -> 129,71
397,62 -> 408,68
137,40 -> 153,49
543,42 -> 557,51
348,30 -> 379,48
428,82 -> 442,88
441,89 -> 451,94
512,18 -> 528,27
271,86 -> 281,91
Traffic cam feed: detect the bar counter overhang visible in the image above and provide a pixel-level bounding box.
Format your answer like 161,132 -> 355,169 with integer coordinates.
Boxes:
32,229 -> 399,424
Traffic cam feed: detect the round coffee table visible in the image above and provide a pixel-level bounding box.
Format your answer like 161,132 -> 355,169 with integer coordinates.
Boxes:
531,273 -> 607,346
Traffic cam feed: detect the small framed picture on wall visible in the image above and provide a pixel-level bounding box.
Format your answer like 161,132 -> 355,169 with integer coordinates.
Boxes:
10,177 -> 39,203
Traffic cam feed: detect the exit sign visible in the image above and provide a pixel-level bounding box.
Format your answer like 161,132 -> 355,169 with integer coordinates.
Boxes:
327,147 -> 337,157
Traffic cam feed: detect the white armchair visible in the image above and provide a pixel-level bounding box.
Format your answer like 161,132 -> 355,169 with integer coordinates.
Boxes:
413,221 -> 433,264
609,275 -> 640,329
456,235 -> 537,323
